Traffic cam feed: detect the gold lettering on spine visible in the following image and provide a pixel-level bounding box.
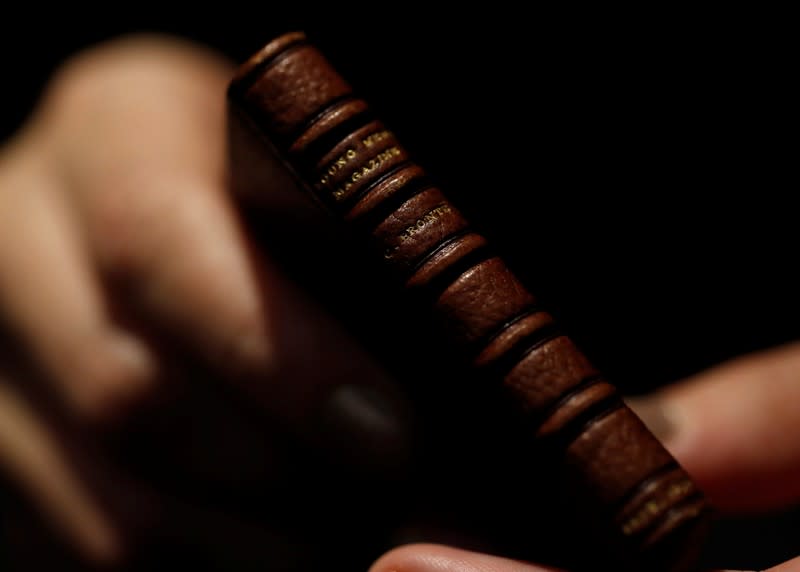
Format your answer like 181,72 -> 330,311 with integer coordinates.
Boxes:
383,203 -> 453,260
398,204 -> 452,242
362,130 -> 392,148
328,146 -> 402,201
315,128 -> 402,202
620,479 -> 694,536
318,147 -> 357,187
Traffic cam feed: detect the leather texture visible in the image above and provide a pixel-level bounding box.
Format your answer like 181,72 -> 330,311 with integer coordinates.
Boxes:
228,31 -> 711,572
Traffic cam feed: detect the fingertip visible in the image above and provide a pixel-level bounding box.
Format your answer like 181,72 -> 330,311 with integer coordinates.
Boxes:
221,322 -> 277,381
370,544 -> 557,572
769,555 -> 800,572
63,330 -> 158,423
369,543 -> 451,572
627,343 -> 800,512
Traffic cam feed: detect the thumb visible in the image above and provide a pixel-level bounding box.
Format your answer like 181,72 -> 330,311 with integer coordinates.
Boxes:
627,342 -> 800,513
726,555 -> 800,571
370,544 -> 559,572
769,557 -> 800,572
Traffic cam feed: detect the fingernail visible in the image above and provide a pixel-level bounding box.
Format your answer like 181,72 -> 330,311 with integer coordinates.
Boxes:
625,395 -> 679,445
317,383 -> 412,476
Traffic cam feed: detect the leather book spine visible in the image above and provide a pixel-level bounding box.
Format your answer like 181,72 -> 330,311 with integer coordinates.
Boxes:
227,32 -> 711,572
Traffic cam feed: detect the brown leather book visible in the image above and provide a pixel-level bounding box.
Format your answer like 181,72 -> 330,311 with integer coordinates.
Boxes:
227,31 -> 711,572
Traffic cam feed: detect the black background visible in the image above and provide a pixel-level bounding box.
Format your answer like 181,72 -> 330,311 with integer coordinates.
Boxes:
1,5 -> 798,571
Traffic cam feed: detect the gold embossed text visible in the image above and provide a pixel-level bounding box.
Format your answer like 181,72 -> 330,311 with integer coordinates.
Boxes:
362,130 -> 392,148
384,203 -> 453,259
318,147 -> 358,187
330,146 -> 403,200
621,479 -> 694,536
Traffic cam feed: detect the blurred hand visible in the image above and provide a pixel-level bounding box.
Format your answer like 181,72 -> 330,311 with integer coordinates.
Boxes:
369,342 -> 800,572
0,35 -> 409,569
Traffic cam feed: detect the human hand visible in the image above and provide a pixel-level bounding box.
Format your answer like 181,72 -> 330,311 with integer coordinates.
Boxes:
0,35 -> 410,569
369,342 -> 800,572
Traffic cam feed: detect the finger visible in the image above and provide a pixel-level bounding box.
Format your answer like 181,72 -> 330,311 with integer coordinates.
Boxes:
0,363 -> 305,569
0,137 -> 156,419
723,556 -> 800,572
627,342 -> 800,512
769,556 -> 800,572
0,376 -> 119,564
39,36 -> 262,380
0,368 -> 303,570
370,544 -> 560,572
42,37 -> 411,469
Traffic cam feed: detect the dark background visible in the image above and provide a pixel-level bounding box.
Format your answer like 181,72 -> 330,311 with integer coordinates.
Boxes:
1,6 -> 797,571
